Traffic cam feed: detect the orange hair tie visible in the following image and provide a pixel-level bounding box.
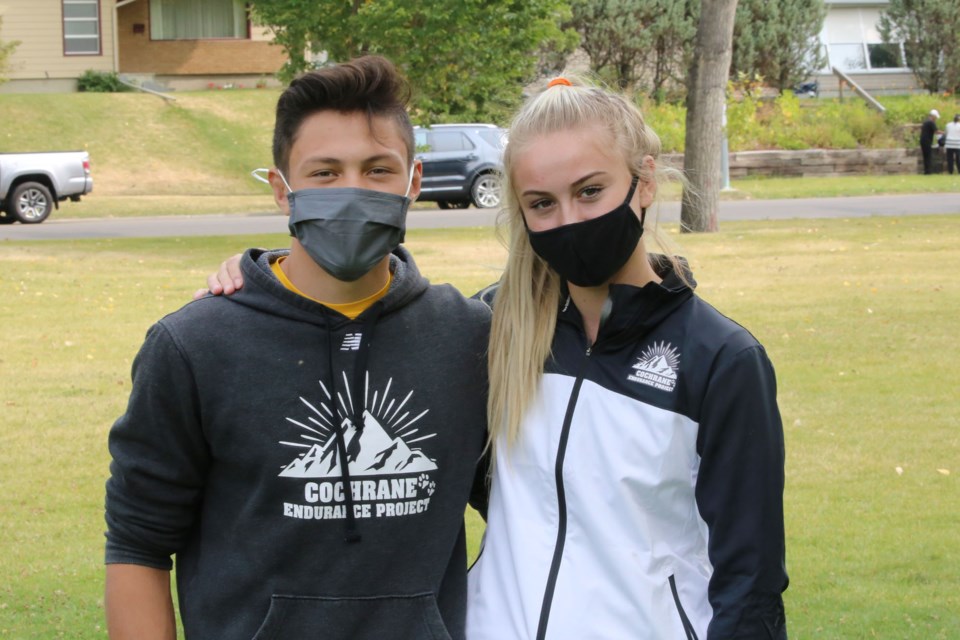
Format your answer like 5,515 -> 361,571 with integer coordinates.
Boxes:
548,77 -> 572,88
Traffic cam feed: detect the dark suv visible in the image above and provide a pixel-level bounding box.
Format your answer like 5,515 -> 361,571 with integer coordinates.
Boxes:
413,124 -> 506,209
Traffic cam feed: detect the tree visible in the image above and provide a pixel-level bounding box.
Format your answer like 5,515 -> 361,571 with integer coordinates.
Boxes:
250,0 -> 575,123
566,0 -> 697,97
879,0 -> 960,94
730,0 -> 826,93
680,0 -> 738,233
0,17 -> 20,85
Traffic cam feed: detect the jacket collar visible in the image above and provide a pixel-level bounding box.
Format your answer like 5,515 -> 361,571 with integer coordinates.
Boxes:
558,255 -> 695,350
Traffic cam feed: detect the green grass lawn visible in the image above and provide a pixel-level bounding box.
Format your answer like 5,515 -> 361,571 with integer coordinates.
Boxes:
1,216 -> 958,637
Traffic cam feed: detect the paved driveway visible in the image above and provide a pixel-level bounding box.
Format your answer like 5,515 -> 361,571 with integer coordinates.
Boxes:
1,193 -> 957,241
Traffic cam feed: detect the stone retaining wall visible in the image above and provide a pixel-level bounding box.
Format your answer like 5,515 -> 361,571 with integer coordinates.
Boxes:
662,148 -> 926,178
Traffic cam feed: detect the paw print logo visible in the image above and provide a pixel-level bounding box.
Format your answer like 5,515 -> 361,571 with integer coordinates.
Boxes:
417,473 -> 437,496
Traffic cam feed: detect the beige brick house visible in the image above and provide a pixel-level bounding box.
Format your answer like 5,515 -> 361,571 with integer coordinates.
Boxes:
0,0 -> 287,93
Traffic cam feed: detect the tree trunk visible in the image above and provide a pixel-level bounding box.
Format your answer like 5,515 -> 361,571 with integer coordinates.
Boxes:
680,0 -> 738,233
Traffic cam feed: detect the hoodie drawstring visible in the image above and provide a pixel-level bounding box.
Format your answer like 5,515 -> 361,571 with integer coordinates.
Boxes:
323,302 -> 384,544
323,310 -> 361,543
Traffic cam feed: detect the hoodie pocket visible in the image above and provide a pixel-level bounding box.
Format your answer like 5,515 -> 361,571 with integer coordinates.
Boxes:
668,575 -> 700,640
251,593 -> 453,640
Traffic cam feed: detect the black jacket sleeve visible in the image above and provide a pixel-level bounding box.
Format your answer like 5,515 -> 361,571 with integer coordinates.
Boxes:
695,345 -> 788,639
468,449 -> 492,521
104,322 -> 210,569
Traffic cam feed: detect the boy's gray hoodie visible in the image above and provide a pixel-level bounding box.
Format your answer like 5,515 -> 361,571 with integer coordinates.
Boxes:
105,247 -> 490,639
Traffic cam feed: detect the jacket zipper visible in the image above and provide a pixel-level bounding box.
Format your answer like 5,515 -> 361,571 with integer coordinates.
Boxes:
534,344 -> 593,640
669,574 -> 699,640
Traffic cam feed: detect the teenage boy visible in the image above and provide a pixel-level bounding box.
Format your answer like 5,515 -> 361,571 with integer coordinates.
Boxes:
104,56 -> 490,640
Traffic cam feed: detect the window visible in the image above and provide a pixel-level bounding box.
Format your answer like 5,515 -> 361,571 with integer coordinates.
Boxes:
429,132 -> 474,153
479,130 -> 507,149
822,7 -> 908,72
150,0 -> 248,41
63,0 -> 101,55
867,43 -> 903,69
829,44 -> 867,71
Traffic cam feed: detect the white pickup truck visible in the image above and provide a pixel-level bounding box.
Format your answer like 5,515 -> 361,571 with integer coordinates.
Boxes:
0,151 -> 93,224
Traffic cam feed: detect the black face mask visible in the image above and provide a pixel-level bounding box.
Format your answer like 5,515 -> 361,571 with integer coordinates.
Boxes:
526,176 -> 645,287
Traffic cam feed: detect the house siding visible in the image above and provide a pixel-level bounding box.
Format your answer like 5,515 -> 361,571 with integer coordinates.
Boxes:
116,1 -> 285,76
1,0 -> 115,81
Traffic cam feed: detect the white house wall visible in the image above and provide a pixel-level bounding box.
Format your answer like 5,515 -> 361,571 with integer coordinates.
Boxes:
816,0 -> 919,95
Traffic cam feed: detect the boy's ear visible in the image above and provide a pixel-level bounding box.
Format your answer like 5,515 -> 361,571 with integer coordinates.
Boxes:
408,160 -> 423,201
268,169 -> 291,215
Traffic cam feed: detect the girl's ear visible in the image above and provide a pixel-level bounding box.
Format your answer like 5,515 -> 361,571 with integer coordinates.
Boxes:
637,155 -> 657,209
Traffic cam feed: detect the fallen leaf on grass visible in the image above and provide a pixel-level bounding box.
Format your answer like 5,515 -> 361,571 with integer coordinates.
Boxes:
937,469 -> 950,476
895,466 -> 903,475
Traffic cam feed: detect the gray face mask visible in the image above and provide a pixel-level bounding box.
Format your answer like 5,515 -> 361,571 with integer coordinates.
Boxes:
273,169 -> 414,282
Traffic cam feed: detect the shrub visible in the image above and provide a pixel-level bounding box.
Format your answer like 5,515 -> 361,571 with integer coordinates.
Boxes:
77,70 -> 131,93
0,17 -> 20,85
636,93 -> 960,153
725,95 -> 761,150
639,98 -> 687,153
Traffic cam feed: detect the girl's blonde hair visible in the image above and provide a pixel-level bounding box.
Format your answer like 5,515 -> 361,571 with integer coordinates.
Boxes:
487,77 -> 685,455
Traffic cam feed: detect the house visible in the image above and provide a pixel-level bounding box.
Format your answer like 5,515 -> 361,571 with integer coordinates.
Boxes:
0,0 -> 287,93
815,0 -> 920,96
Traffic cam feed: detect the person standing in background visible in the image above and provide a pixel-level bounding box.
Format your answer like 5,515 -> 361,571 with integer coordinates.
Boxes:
919,109 -> 940,175
944,114 -> 960,175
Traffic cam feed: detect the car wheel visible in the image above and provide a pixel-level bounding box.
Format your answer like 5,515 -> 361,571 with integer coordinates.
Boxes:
471,173 -> 502,209
9,182 -> 54,224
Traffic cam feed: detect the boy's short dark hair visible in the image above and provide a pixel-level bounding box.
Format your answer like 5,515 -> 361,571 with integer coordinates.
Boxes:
272,55 -> 415,174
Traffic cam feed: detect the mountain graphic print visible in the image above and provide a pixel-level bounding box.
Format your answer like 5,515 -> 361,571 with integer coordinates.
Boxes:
281,410 -> 438,478
278,372 -> 438,479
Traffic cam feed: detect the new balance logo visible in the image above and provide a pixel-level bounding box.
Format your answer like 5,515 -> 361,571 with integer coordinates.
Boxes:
628,341 -> 680,392
340,333 -> 362,351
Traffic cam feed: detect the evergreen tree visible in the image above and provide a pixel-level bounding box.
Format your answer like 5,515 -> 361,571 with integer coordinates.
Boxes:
250,0 -> 575,123
567,0 -> 697,98
879,0 -> 960,94
730,0 -> 826,93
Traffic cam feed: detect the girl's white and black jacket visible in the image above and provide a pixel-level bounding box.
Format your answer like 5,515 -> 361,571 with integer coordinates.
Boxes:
468,261 -> 788,640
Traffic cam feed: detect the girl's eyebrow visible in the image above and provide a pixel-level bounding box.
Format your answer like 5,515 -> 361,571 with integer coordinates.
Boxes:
521,171 -> 610,197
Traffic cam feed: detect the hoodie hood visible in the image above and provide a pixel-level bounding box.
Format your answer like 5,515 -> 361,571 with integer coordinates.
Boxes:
230,245 -> 430,327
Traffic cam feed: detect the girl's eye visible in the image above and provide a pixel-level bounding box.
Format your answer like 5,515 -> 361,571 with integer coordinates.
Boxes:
579,185 -> 603,198
528,198 -> 553,211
